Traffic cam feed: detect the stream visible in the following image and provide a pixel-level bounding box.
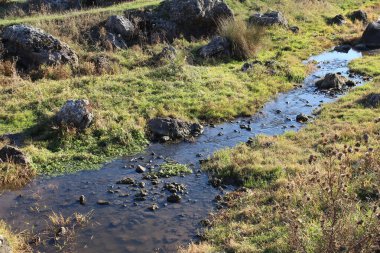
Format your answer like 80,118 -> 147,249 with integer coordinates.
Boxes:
0,49 -> 366,253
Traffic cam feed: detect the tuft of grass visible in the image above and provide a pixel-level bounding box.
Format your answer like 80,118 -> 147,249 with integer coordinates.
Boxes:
148,162 -> 192,178
217,18 -> 265,60
0,162 -> 36,189
0,220 -> 31,253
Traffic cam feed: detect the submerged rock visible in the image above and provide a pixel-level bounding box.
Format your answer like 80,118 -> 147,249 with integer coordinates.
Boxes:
116,177 -> 135,185
249,11 -> 288,26
56,99 -> 93,130
0,145 -> 29,165
199,36 -> 231,58
315,73 -> 354,90
167,193 -> 181,203
361,21 -> 380,49
147,117 -> 203,141
2,25 -> 78,70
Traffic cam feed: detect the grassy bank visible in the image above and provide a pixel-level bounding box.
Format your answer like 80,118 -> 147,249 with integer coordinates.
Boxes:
189,53 -> 380,253
0,0 -> 377,177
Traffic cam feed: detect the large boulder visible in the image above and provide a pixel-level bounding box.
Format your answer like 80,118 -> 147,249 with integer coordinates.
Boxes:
0,145 -> 29,165
1,25 -> 78,70
0,235 -> 11,253
348,10 -> 368,23
249,11 -> 288,26
199,36 -> 231,58
147,117 -> 203,141
105,15 -> 135,40
56,99 -> 93,129
315,73 -> 354,90
125,0 -> 233,42
361,21 -> 380,49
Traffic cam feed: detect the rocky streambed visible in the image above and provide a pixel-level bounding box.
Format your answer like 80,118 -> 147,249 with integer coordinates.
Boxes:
0,49 -> 367,253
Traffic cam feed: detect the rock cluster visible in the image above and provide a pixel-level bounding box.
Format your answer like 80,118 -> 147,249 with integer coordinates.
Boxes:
1,25 -> 78,70
97,0 -> 233,47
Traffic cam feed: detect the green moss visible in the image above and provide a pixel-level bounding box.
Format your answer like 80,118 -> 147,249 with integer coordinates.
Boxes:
148,162 -> 192,178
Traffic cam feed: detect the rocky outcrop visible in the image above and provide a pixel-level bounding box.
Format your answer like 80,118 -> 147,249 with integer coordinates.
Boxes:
104,15 -> 135,49
360,21 -> 380,49
0,145 -> 29,165
328,14 -> 346,25
334,44 -> 351,53
199,36 -> 231,58
0,235 -> 11,253
147,117 -> 203,141
348,10 -> 368,23
1,25 -> 78,70
315,73 -> 355,90
124,0 -> 233,43
56,99 -> 93,129
249,11 -> 288,26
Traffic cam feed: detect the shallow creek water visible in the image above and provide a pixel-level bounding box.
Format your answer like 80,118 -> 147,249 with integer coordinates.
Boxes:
0,49 -> 365,253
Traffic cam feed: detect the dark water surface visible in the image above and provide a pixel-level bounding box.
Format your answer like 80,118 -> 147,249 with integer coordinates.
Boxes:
0,49 -> 365,253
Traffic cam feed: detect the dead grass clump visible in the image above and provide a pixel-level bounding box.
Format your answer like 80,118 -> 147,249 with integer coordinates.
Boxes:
41,211 -> 93,251
0,162 -> 36,190
217,18 -> 265,60
0,220 -> 31,253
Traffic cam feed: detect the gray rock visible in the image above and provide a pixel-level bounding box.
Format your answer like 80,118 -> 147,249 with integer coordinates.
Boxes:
56,99 -> 93,129
116,177 -> 135,184
105,15 -> 135,39
0,145 -> 29,165
2,25 -> 78,70
148,117 -> 203,141
106,32 -> 128,50
136,165 -> 147,173
0,235 -> 11,253
361,21 -> 380,49
249,11 -> 288,26
315,73 -> 353,90
348,10 -> 368,23
199,36 -> 231,58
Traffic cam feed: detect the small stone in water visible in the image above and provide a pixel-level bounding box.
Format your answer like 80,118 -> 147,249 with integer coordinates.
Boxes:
149,203 -> 159,211
136,165 -> 147,173
167,193 -> 181,203
97,200 -> 110,205
79,195 -> 85,205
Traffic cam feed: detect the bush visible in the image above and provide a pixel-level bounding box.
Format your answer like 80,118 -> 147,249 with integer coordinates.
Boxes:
217,18 -> 265,60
